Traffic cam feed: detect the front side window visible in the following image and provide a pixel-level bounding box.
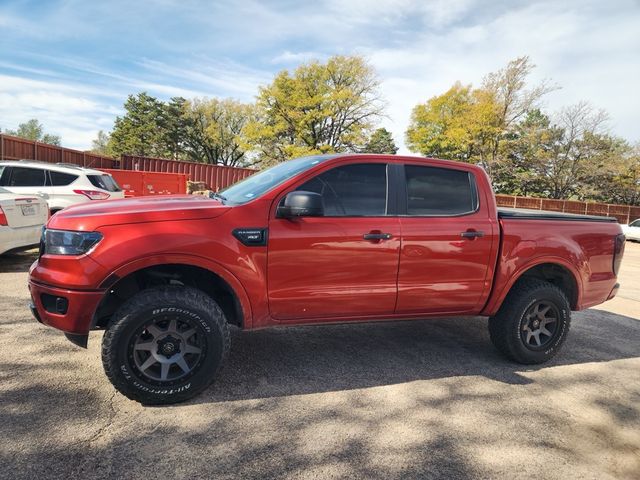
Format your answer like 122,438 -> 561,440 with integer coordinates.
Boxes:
404,165 -> 476,216
296,163 -> 388,216
8,167 -> 46,187
630,219 -> 640,227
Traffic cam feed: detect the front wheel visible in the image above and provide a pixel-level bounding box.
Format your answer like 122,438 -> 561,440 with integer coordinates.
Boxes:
489,278 -> 571,364
102,286 -> 230,404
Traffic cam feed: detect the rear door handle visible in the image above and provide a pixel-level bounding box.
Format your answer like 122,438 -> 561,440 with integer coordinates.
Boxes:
363,233 -> 393,241
460,230 -> 484,239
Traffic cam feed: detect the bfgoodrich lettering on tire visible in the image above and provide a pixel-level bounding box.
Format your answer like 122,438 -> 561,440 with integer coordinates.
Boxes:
488,278 -> 571,364
101,286 -> 230,405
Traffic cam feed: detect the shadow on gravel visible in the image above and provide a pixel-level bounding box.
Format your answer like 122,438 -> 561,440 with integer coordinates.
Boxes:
0,249 -> 38,273
194,309 -> 640,404
1,309 -> 638,479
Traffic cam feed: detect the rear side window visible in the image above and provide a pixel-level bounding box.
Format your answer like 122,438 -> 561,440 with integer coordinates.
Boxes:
0,166 -> 7,186
49,171 -> 78,186
88,174 -> 122,192
404,165 -> 476,216
297,163 -> 388,216
7,167 -> 46,187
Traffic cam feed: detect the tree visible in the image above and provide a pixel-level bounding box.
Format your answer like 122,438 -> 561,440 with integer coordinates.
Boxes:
5,119 -> 61,145
494,109 -> 558,196
544,102 -> 612,199
108,93 -> 170,157
91,130 -> 112,155
406,57 -> 555,177
181,98 -> 255,166
364,128 -> 398,154
247,55 -> 385,165
406,82 -> 476,161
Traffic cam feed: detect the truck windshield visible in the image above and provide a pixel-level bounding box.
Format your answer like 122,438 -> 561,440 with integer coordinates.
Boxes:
218,155 -> 334,205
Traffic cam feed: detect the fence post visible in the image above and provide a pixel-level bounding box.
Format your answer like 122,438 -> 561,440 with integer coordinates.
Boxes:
0,134 -> 3,160
34,140 -> 37,160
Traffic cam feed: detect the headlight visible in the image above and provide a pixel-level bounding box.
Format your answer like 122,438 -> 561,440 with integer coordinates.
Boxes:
43,229 -> 103,255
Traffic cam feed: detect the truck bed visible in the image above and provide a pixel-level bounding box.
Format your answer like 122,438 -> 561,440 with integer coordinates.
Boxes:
497,207 -> 617,223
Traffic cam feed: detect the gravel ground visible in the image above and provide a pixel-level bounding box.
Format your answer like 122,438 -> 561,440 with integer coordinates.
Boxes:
0,243 -> 639,479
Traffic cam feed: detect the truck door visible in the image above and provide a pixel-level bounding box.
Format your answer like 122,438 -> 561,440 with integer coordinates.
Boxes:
267,162 -> 401,321
396,163 -> 496,315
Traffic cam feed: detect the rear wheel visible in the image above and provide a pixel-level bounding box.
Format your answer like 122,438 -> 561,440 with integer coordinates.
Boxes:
102,286 -> 230,404
489,278 -> 571,364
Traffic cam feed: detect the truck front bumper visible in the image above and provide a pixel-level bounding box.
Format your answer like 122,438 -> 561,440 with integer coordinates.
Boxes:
28,280 -> 104,336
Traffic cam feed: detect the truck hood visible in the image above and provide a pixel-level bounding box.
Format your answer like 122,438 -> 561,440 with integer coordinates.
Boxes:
48,195 -> 231,231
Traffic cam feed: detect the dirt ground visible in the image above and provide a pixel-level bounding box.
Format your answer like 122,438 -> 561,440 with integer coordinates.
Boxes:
1,243 -> 639,479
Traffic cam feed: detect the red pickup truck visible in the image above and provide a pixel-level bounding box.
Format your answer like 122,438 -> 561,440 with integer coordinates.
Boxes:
29,154 -> 625,404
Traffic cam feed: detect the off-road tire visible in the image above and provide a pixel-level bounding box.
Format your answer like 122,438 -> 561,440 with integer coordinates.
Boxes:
102,286 -> 230,405
489,278 -> 571,364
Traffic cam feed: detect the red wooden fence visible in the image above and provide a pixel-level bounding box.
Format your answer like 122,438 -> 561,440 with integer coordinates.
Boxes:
101,169 -> 188,197
0,133 -> 119,168
120,155 -> 254,191
495,194 -> 640,224
0,134 -> 255,191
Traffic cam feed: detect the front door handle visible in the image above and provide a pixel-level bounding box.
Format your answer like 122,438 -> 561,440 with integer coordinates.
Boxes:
363,232 -> 393,241
460,230 -> 484,239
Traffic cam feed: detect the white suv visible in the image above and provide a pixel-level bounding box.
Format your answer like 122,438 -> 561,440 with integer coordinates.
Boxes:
0,161 -> 125,214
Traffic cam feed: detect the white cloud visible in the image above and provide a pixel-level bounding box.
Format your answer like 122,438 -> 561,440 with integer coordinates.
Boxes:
0,0 -> 638,153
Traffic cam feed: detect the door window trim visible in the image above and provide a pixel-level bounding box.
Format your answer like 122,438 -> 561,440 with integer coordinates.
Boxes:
397,163 -> 480,217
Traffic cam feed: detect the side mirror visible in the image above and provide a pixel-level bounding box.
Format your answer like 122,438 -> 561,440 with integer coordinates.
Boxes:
277,191 -> 324,218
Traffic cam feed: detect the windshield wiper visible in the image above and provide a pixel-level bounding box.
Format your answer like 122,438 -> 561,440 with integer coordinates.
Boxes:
210,192 -> 227,204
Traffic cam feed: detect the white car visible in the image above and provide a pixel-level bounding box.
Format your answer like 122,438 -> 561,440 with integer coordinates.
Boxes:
622,219 -> 640,241
0,187 -> 48,255
0,161 -> 125,214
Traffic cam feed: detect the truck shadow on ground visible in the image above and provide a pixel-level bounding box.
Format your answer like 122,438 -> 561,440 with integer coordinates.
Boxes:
197,308 -> 640,404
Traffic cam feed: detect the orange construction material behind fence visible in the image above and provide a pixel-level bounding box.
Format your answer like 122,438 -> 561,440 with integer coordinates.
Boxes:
0,133 -> 119,169
102,169 -> 188,197
495,194 -> 640,224
120,155 -> 254,191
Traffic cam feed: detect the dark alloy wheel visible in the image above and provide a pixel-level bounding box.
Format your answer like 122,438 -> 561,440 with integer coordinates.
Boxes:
489,278 -> 571,364
129,315 -> 206,385
520,301 -> 560,350
102,286 -> 230,405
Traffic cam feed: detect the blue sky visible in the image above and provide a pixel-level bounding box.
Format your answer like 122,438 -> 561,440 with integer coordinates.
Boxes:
1,0 -> 638,153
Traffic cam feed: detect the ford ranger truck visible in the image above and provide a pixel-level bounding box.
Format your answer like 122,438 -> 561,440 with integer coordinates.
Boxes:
28,154 -> 625,404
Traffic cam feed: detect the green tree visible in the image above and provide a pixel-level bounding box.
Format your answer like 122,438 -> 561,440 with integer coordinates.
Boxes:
406,57 -> 554,177
247,55 -> 384,165
160,97 -> 189,160
406,82 -> 476,161
495,109 -> 560,196
364,128 -> 398,154
108,92 -> 170,157
182,98 -> 255,166
5,119 -> 61,145
90,130 -> 112,155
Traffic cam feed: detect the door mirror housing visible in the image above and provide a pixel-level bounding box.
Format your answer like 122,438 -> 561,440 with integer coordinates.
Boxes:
277,191 -> 324,218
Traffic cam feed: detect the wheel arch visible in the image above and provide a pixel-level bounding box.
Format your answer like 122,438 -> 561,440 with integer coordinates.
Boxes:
483,258 -> 582,315
92,255 -> 252,331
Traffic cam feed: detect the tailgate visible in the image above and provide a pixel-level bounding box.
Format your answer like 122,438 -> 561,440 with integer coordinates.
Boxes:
1,197 -> 47,227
